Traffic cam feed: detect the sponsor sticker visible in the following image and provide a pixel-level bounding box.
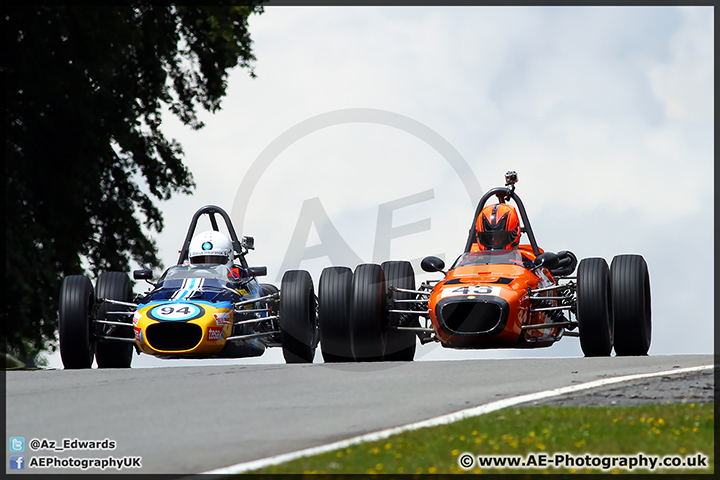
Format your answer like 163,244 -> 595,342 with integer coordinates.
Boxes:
207,327 -> 224,341
133,327 -> 142,342
213,312 -> 232,325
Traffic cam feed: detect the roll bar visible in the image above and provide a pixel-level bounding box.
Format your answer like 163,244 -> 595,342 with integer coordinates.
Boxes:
176,205 -> 250,268
463,186 -> 541,256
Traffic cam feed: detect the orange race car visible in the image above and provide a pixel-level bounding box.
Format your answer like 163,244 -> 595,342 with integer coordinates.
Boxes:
317,171 -> 652,362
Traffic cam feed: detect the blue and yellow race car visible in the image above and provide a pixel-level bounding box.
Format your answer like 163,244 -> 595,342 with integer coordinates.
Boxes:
58,205 -> 318,368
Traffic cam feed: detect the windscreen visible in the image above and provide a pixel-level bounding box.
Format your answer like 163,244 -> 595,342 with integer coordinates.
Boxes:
159,264 -> 233,282
452,250 -> 524,268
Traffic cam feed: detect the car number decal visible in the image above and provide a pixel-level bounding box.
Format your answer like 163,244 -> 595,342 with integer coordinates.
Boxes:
440,285 -> 501,298
147,303 -> 204,321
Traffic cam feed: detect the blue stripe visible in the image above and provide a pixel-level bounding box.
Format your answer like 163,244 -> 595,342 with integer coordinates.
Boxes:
179,278 -> 197,300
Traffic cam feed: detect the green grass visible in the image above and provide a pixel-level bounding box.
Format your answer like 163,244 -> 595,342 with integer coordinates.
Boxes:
245,403 -> 713,475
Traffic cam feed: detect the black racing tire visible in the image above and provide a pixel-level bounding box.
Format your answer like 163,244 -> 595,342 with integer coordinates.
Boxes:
94,272 -> 134,368
279,270 -> 317,363
350,263 -> 386,362
381,260 -> 417,362
59,275 -> 96,369
260,283 -> 279,295
611,255 -> 652,356
318,266 -> 354,363
260,283 -> 280,316
576,258 -> 613,357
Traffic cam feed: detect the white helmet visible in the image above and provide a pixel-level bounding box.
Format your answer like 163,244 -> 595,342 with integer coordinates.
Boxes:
188,231 -> 233,265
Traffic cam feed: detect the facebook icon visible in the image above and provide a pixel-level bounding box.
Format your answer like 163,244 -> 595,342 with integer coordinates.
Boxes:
10,455 -> 24,470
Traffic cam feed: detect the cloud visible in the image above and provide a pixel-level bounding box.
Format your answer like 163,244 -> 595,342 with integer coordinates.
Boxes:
648,6 -> 713,122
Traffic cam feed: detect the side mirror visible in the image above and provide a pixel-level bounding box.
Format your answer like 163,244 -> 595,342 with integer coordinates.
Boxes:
133,269 -> 153,280
549,250 -> 578,277
534,252 -> 560,270
421,256 -> 446,274
247,266 -> 267,277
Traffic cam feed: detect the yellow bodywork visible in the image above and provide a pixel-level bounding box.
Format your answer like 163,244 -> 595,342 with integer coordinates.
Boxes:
133,301 -> 235,356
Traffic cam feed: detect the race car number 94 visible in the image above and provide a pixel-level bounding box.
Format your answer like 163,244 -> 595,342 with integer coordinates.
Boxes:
148,303 -> 204,321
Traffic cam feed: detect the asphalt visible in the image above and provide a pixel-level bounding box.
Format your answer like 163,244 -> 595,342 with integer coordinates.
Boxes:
5,354 -> 713,475
535,368 -> 715,407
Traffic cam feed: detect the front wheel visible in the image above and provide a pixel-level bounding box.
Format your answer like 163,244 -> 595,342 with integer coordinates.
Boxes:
576,258 -> 613,357
611,255 -> 651,356
94,272 -> 134,368
59,275 -> 96,369
279,270 -> 317,363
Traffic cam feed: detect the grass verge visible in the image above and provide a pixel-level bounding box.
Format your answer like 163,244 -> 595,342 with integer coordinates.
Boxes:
244,403 -> 713,475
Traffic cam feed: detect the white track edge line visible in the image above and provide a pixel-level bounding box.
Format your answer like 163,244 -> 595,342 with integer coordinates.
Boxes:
197,364 -> 714,476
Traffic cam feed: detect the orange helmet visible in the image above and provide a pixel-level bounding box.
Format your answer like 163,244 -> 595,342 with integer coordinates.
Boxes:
475,203 -> 521,250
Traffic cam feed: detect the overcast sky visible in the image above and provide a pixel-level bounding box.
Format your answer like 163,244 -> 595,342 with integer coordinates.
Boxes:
48,6 -> 713,368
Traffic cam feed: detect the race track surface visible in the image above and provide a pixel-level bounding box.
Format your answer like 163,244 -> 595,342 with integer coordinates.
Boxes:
5,354 -> 712,475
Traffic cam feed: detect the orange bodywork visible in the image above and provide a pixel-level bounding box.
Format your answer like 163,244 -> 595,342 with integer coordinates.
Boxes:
428,245 -> 562,349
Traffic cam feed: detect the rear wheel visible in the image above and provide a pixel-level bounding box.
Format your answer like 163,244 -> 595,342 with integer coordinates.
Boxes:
318,267 -> 354,362
611,255 -> 651,356
381,261 -> 417,362
260,283 -> 280,316
260,283 -> 279,296
59,275 -> 96,369
350,263 -> 386,362
94,272 -> 134,368
576,258 -> 613,357
279,270 -> 317,363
